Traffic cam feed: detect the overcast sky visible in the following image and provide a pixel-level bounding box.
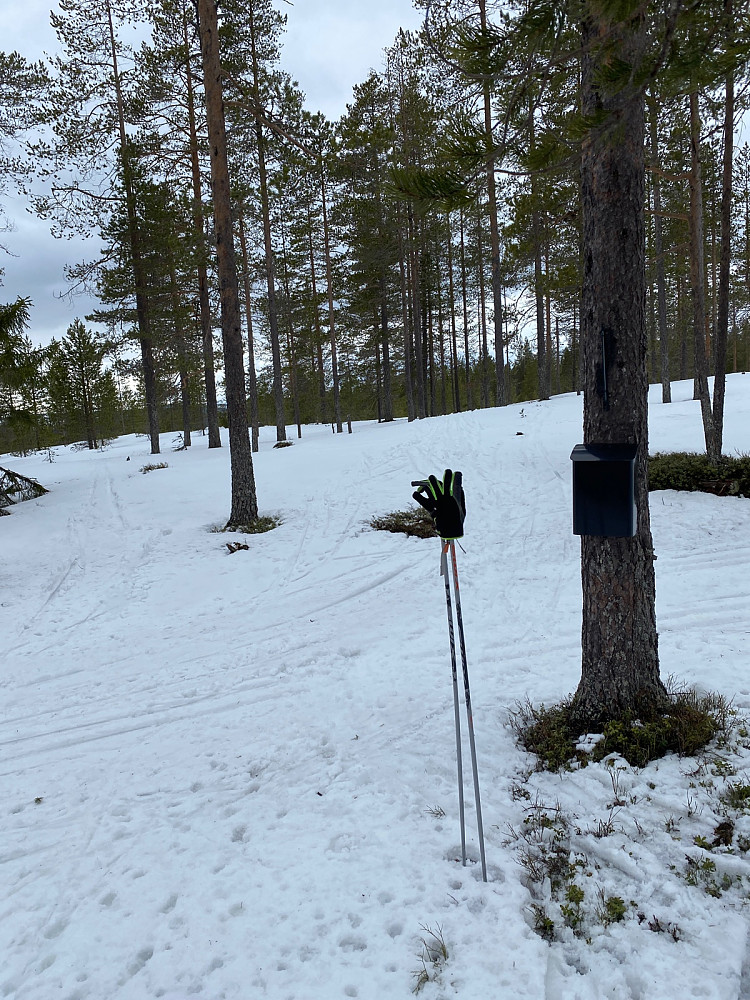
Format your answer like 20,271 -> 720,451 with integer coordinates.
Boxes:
0,0 -> 424,345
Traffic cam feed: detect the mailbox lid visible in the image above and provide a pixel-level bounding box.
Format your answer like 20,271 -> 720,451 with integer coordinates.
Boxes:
570,442 -> 638,464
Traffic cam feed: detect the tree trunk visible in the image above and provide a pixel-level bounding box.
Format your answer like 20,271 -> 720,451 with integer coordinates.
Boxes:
529,107 -> 549,401
447,213 -> 461,412
197,0 -> 258,528
713,63 -> 734,460
306,216 -> 328,424
408,206 -> 426,418
169,260 -> 191,448
380,270 -> 393,421
459,207 -> 473,410
248,3 -> 285,443
678,272 -> 688,378
184,10 -> 221,448
139,338 -> 160,454
648,95 -> 671,404
280,222 -> 302,440
437,259 -> 447,414
477,0 -> 506,406
688,90 -> 716,458
573,5 -> 664,724
533,233 -> 547,400
427,283 -> 436,416
105,0 -> 159,454
82,372 -> 95,449
374,328 -> 382,422
320,160 -> 342,432
398,223 -> 416,421
572,301 -> 577,394
476,204 -> 490,407
237,208 -> 260,452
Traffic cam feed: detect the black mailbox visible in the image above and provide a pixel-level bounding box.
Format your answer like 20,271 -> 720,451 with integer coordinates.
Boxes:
571,442 -> 637,537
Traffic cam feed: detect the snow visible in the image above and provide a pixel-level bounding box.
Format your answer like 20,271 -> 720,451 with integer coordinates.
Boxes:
2,375 -> 750,1000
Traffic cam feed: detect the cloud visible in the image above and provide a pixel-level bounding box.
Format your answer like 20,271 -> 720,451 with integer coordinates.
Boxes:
1,204 -> 100,346
0,1 -> 424,343
281,1 -> 424,120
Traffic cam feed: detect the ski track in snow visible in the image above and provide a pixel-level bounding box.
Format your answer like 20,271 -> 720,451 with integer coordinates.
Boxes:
1,376 -> 749,999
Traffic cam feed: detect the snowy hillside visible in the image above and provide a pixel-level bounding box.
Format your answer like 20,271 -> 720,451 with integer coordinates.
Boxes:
2,376 -> 750,1000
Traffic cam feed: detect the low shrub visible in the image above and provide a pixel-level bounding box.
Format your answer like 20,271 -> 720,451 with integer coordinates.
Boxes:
648,452 -> 750,497
211,515 -> 281,535
369,507 -> 437,539
512,687 -> 729,771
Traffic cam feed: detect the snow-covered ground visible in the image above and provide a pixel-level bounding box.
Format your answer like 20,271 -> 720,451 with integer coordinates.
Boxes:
2,376 -> 750,1000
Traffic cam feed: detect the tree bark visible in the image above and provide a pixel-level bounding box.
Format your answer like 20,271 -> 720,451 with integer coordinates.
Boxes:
280,221 -> 302,439
197,0 -> 258,527
184,10 -> 221,448
478,0 -> 506,406
237,208 -> 260,452
648,95 -> 671,404
105,0 -> 159,454
306,213 -> 328,424
688,90 -> 716,458
437,255 -> 447,414
168,260 -> 192,448
398,221 -> 416,420
380,271 -> 393,421
713,64 -> 734,460
459,207 -> 473,410
447,216 -> 461,412
408,205 -> 427,418
476,208 -> 490,406
529,106 -> 550,401
248,2 -> 285,443
320,160 -> 342,433
574,5 -> 664,724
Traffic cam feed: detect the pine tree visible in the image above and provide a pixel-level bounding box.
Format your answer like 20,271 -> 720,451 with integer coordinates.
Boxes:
196,0 -> 258,528
31,0 -> 161,452
0,298 -> 39,451
0,52 -> 47,242
138,0 -> 223,448
45,320 -> 119,448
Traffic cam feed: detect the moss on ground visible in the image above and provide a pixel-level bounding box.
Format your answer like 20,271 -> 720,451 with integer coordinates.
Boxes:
512,687 -> 730,771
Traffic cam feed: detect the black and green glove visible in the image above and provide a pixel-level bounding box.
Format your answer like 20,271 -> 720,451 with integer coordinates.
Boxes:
412,469 -> 466,540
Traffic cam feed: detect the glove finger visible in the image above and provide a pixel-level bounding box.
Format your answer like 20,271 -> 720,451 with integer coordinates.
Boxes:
428,474 -> 442,499
443,469 -> 454,495
413,490 -> 435,511
453,470 -> 463,508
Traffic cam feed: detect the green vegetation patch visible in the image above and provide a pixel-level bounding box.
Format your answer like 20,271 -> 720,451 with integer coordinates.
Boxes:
512,688 -> 729,771
369,507 -> 437,539
212,515 -> 281,535
648,452 -> 750,497
720,781 -> 750,812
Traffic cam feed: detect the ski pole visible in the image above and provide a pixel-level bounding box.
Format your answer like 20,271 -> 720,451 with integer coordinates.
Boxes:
448,540 -> 487,883
440,541 -> 466,868
413,471 -> 487,881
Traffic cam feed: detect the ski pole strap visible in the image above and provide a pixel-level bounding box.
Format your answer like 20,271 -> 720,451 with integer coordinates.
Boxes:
412,469 -> 466,540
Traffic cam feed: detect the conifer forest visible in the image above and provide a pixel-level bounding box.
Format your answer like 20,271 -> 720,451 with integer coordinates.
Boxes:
0,0 -> 749,461
3,8 -> 750,991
